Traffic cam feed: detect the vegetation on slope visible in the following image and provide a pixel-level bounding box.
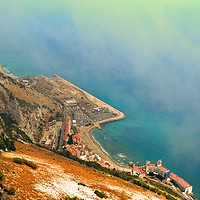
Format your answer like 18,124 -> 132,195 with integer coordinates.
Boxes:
94,190 -> 107,198
52,149 -> 184,200
13,157 -> 37,169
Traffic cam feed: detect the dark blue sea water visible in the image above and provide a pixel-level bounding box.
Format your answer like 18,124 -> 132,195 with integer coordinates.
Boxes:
0,1 -> 200,198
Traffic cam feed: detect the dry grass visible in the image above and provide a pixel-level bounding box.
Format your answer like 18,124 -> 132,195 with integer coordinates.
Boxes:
0,142 -> 165,200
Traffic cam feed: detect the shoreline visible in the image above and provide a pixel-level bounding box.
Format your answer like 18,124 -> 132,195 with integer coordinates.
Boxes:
1,66 -> 128,170
80,125 -> 130,171
80,126 -> 118,167
54,75 -> 126,123
1,65 -> 195,198
55,75 -> 128,169
0,64 -> 15,77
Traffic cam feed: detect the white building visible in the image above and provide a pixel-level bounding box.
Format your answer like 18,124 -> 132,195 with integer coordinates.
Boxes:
146,160 -> 170,179
169,172 -> 193,195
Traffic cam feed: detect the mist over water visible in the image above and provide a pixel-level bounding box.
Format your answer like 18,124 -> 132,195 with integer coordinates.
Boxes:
0,0 -> 200,197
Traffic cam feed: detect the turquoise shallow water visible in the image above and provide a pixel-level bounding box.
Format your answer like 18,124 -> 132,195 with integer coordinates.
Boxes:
0,1 -> 200,198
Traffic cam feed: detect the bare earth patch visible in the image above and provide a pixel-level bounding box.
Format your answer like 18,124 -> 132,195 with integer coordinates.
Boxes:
0,142 -> 165,200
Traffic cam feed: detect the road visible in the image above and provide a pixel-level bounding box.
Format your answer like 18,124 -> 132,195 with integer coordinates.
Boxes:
57,109 -> 68,150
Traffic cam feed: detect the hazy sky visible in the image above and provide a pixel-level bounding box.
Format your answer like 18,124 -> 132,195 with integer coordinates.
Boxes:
1,0 -> 200,119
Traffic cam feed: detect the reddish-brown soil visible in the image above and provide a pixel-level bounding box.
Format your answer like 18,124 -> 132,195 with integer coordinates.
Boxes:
0,142 -> 166,200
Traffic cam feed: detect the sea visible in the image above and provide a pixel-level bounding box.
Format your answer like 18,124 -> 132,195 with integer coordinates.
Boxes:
0,1 -> 200,198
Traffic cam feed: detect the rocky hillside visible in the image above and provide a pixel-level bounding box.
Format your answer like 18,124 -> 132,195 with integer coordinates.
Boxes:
0,70 -> 65,150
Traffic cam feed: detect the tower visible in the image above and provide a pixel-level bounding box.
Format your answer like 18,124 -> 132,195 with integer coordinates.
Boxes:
146,161 -> 150,166
157,159 -> 162,167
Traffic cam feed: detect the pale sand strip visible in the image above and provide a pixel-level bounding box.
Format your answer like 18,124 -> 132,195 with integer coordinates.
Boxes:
80,126 -> 120,167
80,126 -> 130,171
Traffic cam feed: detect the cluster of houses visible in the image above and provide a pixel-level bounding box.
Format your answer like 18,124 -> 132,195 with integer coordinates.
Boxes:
62,113 -> 193,198
41,108 -> 193,199
132,159 -> 193,196
41,112 -> 193,199
62,114 -> 102,162
40,121 -> 62,149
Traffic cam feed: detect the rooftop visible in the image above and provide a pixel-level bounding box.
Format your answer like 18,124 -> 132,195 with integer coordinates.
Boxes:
72,133 -> 81,139
133,166 -> 145,174
169,172 -> 192,189
158,165 -> 170,173
67,146 -> 79,155
149,163 -> 156,167
65,116 -> 71,135
66,115 -> 70,120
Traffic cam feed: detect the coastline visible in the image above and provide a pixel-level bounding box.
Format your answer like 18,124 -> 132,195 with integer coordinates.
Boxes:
1,67 -> 128,170
0,64 -> 15,77
54,75 -> 126,123
80,125 -> 130,171
54,75 -> 128,169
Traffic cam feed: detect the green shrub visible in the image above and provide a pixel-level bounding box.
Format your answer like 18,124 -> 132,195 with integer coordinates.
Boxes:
166,194 -> 177,200
0,172 -> 4,180
13,158 -> 37,169
40,146 -> 184,200
13,157 -> 24,164
0,183 -> 4,189
94,190 -> 107,198
8,188 -> 15,195
23,159 -> 37,169
78,182 -> 86,187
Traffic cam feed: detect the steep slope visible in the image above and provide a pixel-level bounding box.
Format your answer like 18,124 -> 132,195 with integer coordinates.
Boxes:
0,72 -> 64,150
0,141 -> 165,200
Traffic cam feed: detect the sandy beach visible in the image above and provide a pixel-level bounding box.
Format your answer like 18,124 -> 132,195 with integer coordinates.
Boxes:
80,125 -> 131,172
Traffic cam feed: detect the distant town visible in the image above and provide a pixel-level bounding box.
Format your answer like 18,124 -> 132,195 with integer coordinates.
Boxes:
39,96 -> 117,162
38,95 -> 194,200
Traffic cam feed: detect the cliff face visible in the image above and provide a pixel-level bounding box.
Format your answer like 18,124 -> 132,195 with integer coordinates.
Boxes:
0,72 -> 63,150
0,81 -> 29,150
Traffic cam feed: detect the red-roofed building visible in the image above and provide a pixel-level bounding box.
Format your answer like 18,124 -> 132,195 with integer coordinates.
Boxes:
146,161 -> 157,174
150,163 -> 156,167
158,166 -> 169,172
72,133 -> 81,144
146,160 -> 170,179
133,166 -> 146,176
65,115 -> 71,135
67,146 -> 79,156
169,172 -> 193,195
157,165 -> 170,179
63,114 -> 71,142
